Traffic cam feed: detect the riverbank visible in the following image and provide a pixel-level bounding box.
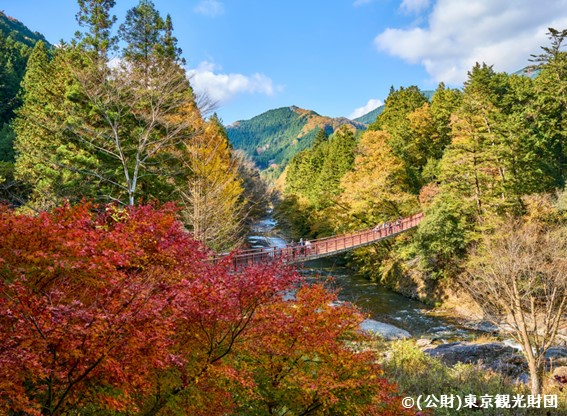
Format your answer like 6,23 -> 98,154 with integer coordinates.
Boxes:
303,254 -> 567,395
375,338 -> 567,415
251,216 -> 567,396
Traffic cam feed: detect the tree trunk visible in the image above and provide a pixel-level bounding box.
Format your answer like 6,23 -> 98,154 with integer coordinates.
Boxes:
527,357 -> 542,396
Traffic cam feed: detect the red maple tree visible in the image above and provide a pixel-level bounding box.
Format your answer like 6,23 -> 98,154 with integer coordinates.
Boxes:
0,203 -> 407,415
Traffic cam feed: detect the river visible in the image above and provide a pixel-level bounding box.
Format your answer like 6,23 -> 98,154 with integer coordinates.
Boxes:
249,217 -> 480,341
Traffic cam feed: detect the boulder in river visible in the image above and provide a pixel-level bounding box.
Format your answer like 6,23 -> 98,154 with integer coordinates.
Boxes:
360,319 -> 411,340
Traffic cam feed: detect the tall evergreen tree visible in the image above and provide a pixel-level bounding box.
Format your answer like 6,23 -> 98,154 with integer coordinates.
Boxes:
161,14 -> 184,63
437,64 -> 513,221
429,83 -> 462,160
315,126 -> 356,202
119,0 -> 164,64
13,42 -> 95,209
531,28 -> 567,180
0,32 -> 35,125
75,0 -> 117,58
0,123 -> 15,162
0,34 -> 19,125
312,127 -> 328,148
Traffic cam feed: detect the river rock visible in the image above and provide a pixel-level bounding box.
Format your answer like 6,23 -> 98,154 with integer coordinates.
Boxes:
546,346 -> 567,367
416,338 -> 432,347
466,320 -> 500,333
424,342 -> 527,378
546,346 -> 567,360
424,342 -> 515,365
360,319 -> 411,340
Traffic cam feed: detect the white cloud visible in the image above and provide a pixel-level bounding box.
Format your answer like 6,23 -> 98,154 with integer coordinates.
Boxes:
400,0 -> 430,14
349,98 -> 384,119
353,0 -> 374,7
187,61 -> 282,104
194,0 -> 225,17
375,0 -> 567,85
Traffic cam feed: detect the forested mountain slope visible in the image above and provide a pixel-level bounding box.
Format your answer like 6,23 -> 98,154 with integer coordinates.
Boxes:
353,104 -> 385,125
0,11 -> 49,161
226,106 -> 365,172
0,11 -> 48,47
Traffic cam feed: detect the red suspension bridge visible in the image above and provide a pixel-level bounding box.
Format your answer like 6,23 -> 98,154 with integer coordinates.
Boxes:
223,213 -> 424,267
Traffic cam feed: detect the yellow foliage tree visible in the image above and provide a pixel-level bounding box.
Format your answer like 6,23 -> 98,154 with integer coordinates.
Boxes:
179,115 -> 245,251
339,130 -> 418,229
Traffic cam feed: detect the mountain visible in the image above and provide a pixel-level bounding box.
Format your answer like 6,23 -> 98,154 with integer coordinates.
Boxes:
0,11 -> 49,48
226,106 -> 365,172
513,65 -> 539,79
353,105 -> 385,125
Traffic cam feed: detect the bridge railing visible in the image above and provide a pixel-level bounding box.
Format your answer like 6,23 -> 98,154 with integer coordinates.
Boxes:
217,212 -> 424,267
301,212 -> 424,256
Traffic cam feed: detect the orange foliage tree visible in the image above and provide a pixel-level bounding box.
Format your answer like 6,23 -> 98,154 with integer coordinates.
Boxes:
230,284 -> 407,415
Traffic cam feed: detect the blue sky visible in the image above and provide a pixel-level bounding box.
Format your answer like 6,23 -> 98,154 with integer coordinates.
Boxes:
3,0 -> 567,124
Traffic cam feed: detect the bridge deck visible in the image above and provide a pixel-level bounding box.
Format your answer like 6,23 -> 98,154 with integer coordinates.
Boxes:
224,213 -> 424,267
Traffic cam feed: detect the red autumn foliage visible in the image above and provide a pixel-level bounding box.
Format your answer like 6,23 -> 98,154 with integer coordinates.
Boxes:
0,203 -> 407,415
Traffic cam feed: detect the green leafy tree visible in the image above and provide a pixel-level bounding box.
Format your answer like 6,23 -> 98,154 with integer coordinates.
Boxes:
0,16 -> 47,193
440,63 -> 562,225
0,123 -> 15,162
284,141 -> 328,204
420,83 -> 462,182
420,49 -> 566,280
0,31 -> 34,125
0,35 -> 19,125
438,64 -> 518,222
280,126 -> 356,237
501,74 -> 562,195
312,126 -> 328,147
413,191 -> 472,277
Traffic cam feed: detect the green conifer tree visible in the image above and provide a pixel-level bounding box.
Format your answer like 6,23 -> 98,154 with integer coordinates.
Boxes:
75,0 -> 117,58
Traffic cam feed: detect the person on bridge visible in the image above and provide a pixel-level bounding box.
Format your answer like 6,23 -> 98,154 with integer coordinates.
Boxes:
373,224 -> 382,236
289,240 -> 297,258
